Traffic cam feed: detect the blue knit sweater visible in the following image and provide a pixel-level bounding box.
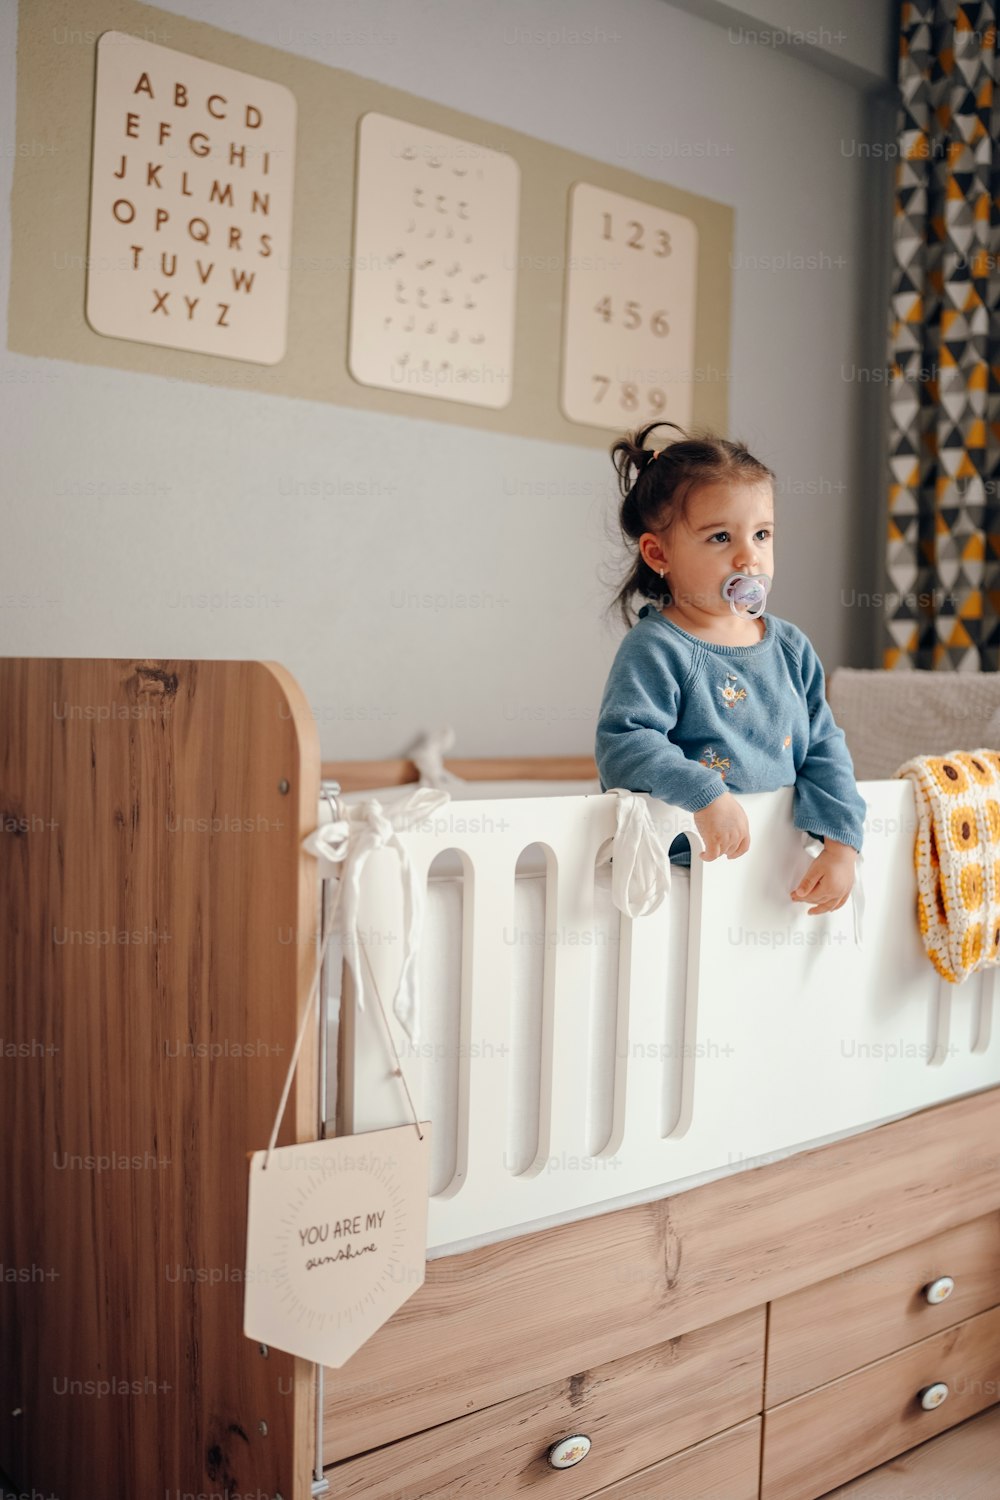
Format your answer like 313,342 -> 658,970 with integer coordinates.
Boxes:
595,605 -> 866,863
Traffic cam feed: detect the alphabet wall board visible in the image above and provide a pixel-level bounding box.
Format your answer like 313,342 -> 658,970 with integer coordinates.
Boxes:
10,0 -> 732,447
86,32 -> 295,363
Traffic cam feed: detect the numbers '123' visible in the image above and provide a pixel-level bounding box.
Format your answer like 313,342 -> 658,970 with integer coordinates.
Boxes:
600,214 -> 672,256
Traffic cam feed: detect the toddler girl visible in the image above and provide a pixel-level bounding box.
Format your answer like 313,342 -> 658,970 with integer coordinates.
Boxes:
595,422 -> 865,915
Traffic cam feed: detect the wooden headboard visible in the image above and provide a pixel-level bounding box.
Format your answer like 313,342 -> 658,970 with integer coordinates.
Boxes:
0,659 -> 320,1499
322,753 -> 599,792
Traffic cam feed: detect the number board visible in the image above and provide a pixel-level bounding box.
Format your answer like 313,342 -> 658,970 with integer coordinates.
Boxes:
348,112 -> 520,409
561,182 -> 698,432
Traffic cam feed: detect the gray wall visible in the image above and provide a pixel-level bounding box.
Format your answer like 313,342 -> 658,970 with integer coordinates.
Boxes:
0,0 -> 899,759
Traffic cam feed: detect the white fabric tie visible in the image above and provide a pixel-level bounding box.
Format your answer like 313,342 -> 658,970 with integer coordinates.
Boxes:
409,727 -> 463,789
802,836 -> 865,945
599,789 -> 705,918
303,787 -> 450,1043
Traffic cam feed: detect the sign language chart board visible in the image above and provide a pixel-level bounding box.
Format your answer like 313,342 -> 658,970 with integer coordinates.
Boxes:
348,112 -> 520,408
86,32 -> 296,364
561,183 -> 698,432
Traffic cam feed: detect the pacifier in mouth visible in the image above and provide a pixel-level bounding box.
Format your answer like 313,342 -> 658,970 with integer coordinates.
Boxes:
721,572 -> 771,619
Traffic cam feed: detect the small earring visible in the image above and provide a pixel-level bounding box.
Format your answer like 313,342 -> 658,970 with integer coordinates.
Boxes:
658,569 -> 665,579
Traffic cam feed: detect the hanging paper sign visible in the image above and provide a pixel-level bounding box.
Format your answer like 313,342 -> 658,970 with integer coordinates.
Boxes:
244,1122 -> 431,1367
86,32 -> 296,364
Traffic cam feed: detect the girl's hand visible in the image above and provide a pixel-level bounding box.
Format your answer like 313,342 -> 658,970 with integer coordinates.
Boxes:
693,792 -> 750,861
790,842 -> 857,914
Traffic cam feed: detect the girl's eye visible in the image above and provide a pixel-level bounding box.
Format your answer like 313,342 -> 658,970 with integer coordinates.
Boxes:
710,532 -> 730,543
755,529 -> 772,541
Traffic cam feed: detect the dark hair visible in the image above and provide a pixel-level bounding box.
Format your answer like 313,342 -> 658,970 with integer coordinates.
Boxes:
610,420 -> 775,628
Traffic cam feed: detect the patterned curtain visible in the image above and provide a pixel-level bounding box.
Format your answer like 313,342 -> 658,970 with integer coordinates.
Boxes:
886,1 -> 1000,669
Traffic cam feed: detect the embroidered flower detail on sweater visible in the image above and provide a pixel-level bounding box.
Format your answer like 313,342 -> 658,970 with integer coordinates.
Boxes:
700,746 -> 731,779
718,672 -> 747,710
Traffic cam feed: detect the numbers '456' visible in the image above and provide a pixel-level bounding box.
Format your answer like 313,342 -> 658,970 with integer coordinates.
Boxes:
594,298 -> 669,336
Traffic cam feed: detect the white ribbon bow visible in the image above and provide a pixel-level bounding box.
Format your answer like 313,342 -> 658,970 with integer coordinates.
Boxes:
303,787 -> 450,1043
599,789 -> 705,918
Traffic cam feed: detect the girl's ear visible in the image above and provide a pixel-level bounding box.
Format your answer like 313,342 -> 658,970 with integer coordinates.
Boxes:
639,531 -> 668,574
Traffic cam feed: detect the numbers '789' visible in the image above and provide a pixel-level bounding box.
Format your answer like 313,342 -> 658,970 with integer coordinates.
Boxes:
592,377 -> 667,412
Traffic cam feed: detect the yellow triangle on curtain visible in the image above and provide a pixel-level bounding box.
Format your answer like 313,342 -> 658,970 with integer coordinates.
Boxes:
969,363 -> 987,390
965,418 -> 987,448
959,591 -> 982,619
947,620 -> 973,647
963,534 -> 985,561
888,518 -> 903,542
884,646 -> 902,669
955,452 -> 978,479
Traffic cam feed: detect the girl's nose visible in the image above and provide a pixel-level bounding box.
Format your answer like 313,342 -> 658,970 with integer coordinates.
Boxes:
733,542 -> 759,571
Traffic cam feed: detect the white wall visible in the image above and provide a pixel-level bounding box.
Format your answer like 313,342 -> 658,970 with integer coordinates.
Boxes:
0,0 -> 899,759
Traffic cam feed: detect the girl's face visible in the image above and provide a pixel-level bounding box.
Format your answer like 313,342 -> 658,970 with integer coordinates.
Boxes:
641,479 -> 775,616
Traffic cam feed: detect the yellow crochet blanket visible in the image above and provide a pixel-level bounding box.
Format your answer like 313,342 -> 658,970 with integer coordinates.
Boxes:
894,750 -> 1000,984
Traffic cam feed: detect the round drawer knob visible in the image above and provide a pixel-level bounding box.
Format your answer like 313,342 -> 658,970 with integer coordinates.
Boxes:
918,1382 -> 949,1411
547,1434 -> 592,1469
924,1276 -> 955,1305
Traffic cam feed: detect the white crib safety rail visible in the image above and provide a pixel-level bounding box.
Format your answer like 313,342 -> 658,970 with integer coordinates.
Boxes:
322,782 -> 1000,1253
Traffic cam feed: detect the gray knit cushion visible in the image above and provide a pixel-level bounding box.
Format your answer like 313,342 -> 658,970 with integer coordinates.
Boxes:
827,667 -> 1000,780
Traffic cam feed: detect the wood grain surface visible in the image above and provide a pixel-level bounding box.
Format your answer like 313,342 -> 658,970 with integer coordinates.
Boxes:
329,1309 -> 764,1497
0,658 -> 320,1500
325,1085 -> 1000,1460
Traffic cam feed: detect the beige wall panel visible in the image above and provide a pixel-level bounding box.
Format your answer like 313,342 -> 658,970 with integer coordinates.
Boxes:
10,0 -> 732,448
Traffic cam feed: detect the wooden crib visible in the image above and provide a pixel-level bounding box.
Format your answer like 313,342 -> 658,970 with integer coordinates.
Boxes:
2,656 -> 999,1500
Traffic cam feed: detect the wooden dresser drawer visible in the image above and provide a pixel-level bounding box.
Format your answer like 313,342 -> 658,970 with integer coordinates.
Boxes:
584,1417 -> 760,1499
821,1404 -> 1000,1497
767,1211 -> 1000,1403
329,1307 -> 764,1499
761,1303 -> 1000,1500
